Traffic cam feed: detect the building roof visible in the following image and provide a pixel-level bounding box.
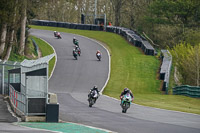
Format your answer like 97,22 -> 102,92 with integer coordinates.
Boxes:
21,54 -> 55,68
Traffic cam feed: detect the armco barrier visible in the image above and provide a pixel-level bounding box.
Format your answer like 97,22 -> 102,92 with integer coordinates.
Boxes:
173,85 -> 200,98
31,19 -> 155,56
160,50 -> 172,93
31,38 -> 39,55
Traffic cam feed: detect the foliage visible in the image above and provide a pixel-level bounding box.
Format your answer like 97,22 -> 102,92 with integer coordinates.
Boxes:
170,43 -> 200,86
145,0 -> 200,47
25,36 -> 38,58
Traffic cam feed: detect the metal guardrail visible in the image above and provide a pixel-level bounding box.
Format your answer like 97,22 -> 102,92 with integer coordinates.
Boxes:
31,38 -> 39,55
160,50 -> 172,93
173,85 -> 200,98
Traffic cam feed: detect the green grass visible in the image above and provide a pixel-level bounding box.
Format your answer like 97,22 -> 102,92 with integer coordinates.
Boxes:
30,25 -> 200,114
9,36 -> 37,62
9,52 -> 28,62
31,36 -> 55,77
25,36 -> 38,58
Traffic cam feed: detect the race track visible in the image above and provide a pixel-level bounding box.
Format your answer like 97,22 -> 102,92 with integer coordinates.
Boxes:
30,29 -> 200,133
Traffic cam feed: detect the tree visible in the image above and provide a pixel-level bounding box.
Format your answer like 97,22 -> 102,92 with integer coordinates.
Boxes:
18,0 -> 27,55
146,0 -> 200,47
170,43 -> 200,86
111,0 -> 125,26
4,0 -> 19,60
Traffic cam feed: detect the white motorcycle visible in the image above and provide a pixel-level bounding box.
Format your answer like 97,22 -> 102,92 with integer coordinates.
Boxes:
88,90 -> 99,107
121,93 -> 133,113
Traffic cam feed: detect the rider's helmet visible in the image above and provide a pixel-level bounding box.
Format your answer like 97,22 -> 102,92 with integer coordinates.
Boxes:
73,37 -> 76,39
124,88 -> 129,93
94,85 -> 98,90
54,31 -> 56,33
97,50 -> 100,53
75,45 -> 78,48
73,49 -> 75,51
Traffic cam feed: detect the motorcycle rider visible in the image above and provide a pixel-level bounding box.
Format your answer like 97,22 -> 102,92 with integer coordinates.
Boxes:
54,31 -> 57,37
88,85 -> 100,102
120,88 -> 133,104
96,50 -> 101,56
96,50 -> 101,59
73,49 -> 77,56
73,37 -> 76,44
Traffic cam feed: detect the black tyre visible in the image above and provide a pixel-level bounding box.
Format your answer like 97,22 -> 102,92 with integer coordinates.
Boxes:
124,109 -> 127,113
122,109 -> 125,113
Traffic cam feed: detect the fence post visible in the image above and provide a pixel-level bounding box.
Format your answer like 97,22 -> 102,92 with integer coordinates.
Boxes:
2,61 -> 5,95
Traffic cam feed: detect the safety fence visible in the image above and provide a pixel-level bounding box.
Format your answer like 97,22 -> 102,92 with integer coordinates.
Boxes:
173,85 -> 200,98
31,38 -> 39,56
9,84 -> 26,114
0,60 -> 20,95
106,26 -> 155,55
31,20 -> 155,56
160,50 -> 172,93
1,54 -> 55,117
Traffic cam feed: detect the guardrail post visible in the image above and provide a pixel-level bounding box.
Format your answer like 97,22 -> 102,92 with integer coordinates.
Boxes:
2,61 -> 5,95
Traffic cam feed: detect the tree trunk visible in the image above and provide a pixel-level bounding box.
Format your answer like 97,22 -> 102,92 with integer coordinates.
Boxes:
4,27 -> 15,61
4,0 -> 18,61
115,1 -> 121,26
18,0 -> 27,55
0,24 -> 7,56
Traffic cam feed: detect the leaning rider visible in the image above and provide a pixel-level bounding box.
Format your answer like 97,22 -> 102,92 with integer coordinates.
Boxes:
73,49 -> 77,56
96,50 -> 101,56
73,37 -> 76,44
88,85 -> 100,100
120,88 -> 133,103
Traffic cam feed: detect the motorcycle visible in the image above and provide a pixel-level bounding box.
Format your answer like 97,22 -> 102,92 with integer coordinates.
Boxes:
121,93 -> 133,113
54,32 -> 62,39
78,50 -> 81,56
76,48 -> 81,56
88,90 -> 99,107
96,53 -> 101,61
73,51 -> 78,60
57,34 -> 62,39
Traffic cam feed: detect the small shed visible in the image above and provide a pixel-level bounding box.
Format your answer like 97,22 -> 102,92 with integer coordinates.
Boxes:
8,54 -> 55,116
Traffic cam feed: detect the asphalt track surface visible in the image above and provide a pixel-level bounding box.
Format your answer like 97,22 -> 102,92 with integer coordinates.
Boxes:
30,29 -> 200,133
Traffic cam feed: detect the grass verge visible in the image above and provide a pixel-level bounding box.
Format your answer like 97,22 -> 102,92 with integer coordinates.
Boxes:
30,25 -> 200,114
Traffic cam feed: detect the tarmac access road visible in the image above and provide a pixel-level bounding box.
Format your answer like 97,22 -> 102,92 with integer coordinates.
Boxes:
30,29 -> 200,133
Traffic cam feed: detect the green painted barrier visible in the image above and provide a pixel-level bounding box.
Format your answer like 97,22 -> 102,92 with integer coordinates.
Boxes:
173,85 -> 200,98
